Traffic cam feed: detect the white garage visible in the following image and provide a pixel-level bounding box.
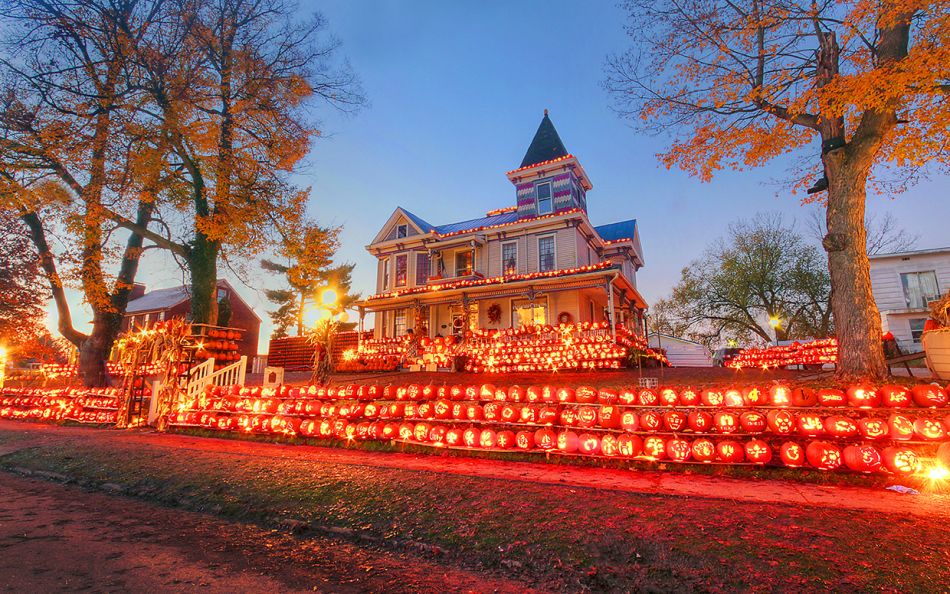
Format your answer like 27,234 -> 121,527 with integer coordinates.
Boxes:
648,333 -> 713,367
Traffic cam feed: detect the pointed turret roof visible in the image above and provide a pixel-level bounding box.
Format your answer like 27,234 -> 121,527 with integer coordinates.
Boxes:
519,109 -> 569,168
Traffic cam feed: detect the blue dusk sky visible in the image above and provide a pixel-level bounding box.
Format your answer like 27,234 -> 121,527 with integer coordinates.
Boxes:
52,0 -> 950,346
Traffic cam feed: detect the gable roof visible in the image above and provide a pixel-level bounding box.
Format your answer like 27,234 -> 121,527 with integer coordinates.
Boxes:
520,110 -> 569,168
126,285 -> 191,313
594,219 -> 637,243
400,208 -> 435,233
433,210 -> 522,236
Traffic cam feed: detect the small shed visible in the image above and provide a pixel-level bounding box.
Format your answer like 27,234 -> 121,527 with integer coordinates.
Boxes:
648,333 -> 713,367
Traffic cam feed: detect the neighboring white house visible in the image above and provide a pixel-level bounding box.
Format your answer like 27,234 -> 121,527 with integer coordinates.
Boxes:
648,333 -> 713,367
869,246 -> 950,352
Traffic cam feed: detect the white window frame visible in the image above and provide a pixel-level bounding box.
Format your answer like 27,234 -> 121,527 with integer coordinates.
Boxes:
394,253 -> 408,287
501,240 -> 518,275
900,270 -> 940,309
536,182 -> 553,215
382,257 -> 391,290
415,251 -> 430,286
511,296 -> 550,328
396,224 -> 408,239
537,234 -> 556,272
909,318 -> 927,343
394,309 -> 408,337
455,249 -> 474,277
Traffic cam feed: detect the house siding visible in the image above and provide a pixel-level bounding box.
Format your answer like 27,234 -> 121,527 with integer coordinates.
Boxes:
870,250 -> 950,350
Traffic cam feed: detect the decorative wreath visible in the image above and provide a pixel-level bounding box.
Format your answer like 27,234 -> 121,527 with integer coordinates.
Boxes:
557,311 -> 574,325
487,303 -> 502,324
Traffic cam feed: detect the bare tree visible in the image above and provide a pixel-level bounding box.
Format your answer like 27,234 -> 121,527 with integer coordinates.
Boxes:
806,210 -> 919,256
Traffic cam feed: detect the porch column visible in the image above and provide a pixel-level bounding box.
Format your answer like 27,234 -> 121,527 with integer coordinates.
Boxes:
606,279 -> 617,342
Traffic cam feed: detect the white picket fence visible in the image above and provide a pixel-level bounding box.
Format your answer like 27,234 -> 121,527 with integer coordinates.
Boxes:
185,356 -> 247,400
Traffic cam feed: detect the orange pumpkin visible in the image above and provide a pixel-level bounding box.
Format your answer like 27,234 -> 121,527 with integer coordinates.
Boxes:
791,387 -> 818,407
713,411 -> 740,434
618,389 -> 637,405
665,438 -> 692,462
766,410 -> 796,435
687,410 -> 713,432
857,417 -> 889,439
768,384 -> 792,406
637,388 -> 659,406
640,411 -> 663,432
881,447 -> 920,475
880,384 -> 911,408
887,414 -> 915,440
716,440 -> 745,463
659,388 -> 679,406
723,389 -> 745,407
843,445 -> 882,473
479,384 -> 496,400
701,389 -> 725,407
779,441 -> 805,467
600,434 -> 619,456
911,384 -> 948,408
846,385 -> 880,408
913,418 -> 947,440
739,411 -> 767,433
557,431 -> 579,453
621,410 -> 640,432
816,388 -> 846,407
806,441 -> 842,470
556,387 -> 576,403
525,385 -> 543,403
691,438 -> 716,462
515,430 -> 535,450
576,406 -> 599,428
744,439 -> 772,464
479,429 -> 497,449
534,428 -> 557,450
597,388 -> 619,404
823,415 -> 859,438
797,413 -> 825,437
662,410 -> 687,432
496,430 -> 516,449
575,386 -> 598,404
679,387 -> 700,406
643,436 -> 666,459
508,385 -> 525,402
617,434 -> 643,457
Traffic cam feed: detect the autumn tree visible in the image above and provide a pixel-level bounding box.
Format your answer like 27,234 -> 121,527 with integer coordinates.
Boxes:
0,0 -> 169,386
0,211 -> 51,353
605,0 -> 949,379
655,213 -> 833,349
120,0 -> 364,326
261,223 -> 342,337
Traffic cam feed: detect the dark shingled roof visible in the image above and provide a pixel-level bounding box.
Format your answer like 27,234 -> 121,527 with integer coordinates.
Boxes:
400,208 -> 435,233
433,210 -> 522,235
595,219 -> 637,243
520,111 -> 569,168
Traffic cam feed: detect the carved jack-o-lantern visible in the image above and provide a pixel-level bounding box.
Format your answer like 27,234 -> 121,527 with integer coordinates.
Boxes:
557,431 -> 579,452
743,387 -> 768,406
643,436 -> 666,459
797,413 -> 825,437
598,388 -> 619,404
556,387 -> 576,403
451,402 -> 465,420
465,404 -> 484,421
687,410 -> 713,432
494,387 -> 508,401
723,389 -> 745,407
714,411 -> 740,434
541,385 -> 557,403
599,405 -> 623,429
560,408 -> 579,426
500,404 -> 519,423
479,384 -> 496,400
739,411 -> 767,434
888,413 -> 915,440
462,427 -> 479,447
397,422 -> 413,440
406,384 -> 422,401
515,430 -> 534,449
716,440 -> 745,463
449,385 -> 466,401
767,410 -> 796,435
769,384 -> 792,407
576,386 -> 598,404
701,389 -> 725,407
508,385 -> 525,402
445,427 -> 463,445
882,447 -> 919,475
691,438 -> 716,462
663,410 -> 687,432
618,389 -> 637,405
578,433 -> 601,455
520,405 -> 538,424
577,406 -> 599,428
640,411 -> 663,432
496,430 -> 516,449
600,434 -> 619,456
413,422 -> 431,442
913,418 -> 946,440
806,441 -> 842,470
843,445 -> 881,473
482,402 -> 501,421
879,384 -> 911,408
428,425 -> 447,444
621,411 -> 640,432
526,385 -> 543,403
823,415 -> 859,438
857,417 -> 889,439
816,388 -> 846,407
846,385 -> 880,409
617,434 -> 643,457
638,389 -> 659,406
912,384 -> 948,408
465,385 -> 480,400
791,387 -> 818,407
779,441 -> 805,467
537,406 -> 558,424
479,428 -> 497,448
679,387 -> 700,406
659,388 -> 679,406
744,439 -> 772,464
665,438 -> 692,462
534,428 -> 557,450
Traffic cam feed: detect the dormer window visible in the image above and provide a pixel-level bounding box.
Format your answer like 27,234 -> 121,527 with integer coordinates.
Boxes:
536,182 -> 552,215
396,224 -> 408,239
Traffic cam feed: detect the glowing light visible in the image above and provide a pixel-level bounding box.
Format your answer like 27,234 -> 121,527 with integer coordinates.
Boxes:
769,316 -> 782,329
321,289 -> 338,306
929,466 -> 949,481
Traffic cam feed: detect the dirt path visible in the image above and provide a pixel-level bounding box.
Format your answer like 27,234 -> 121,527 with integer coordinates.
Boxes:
0,474 -> 532,594
2,420 -> 946,519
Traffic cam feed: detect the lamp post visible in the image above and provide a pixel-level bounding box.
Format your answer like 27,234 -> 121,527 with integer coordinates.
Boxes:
769,316 -> 782,346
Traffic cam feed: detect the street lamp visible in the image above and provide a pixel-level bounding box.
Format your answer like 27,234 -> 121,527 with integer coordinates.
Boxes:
769,316 -> 782,345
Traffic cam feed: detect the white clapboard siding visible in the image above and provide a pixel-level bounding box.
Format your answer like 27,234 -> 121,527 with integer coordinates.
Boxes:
648,334 -> 713,367
869,251 -> 950,312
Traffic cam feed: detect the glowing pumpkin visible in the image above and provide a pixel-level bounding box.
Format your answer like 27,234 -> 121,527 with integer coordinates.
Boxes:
618,389 -> 637,405
462,427 -> 479,447
687,410 -> 713,432
413,423 -> 431,442
791,388 -> 818,407
640,411 -> 663,432
600,434 -> 619,456
743,387 -> 768,406
534,428 -> 557,450
515,430 -> 535,449
679,387 -> 700,406
465,385 -> 480,400
766,410 -> 796,435
578,433 -> 601,455
621,411 -> 640,432
816,388 -> 846,407
500,404 -> 519,423
911,384 -> 948,408
479,384 -> 496,400
575,386 -> 598,404
617,434 -> 643,457
913,418 -> 946,440
482,402 -> 502,421
723,389 -> 744,407
662,410 -> 687,432
716,440 -> 745,463
779,441 -> 805,467
888,414 -> 915,440
560,408 -> 579,426
537,406 -> 558,424
857,417 -> 889,439
637,389 -> 659,406
526,385 -> 543,403
713,412 -> 740,434
445,428 -> 463,445
541,385 -> 557,403
805,441 -> 842,470
843,445 -> 881,473
744,439 -> 772,464
496,430 -> 516,449
576,406 -> 599,428
797,413 -> 825,437
428,425 -> 447,444
643,436 -> 666,459
598,388 -> 619,404
519,405 -> 538,424
823,415 -> 859,438
465,404 -> 484,421
691,438 -> 716,462
659,388 -> 679,406
769,384 -> 792,406
701,389 -> 724,407
556,387 -> 576,403
846,385 -> 880,409
739,411 -> 767,434
557,430 -> 579,453
665,438 -> 692,462
598,405 -> 623,429
508,385 -> 525,402
881,447 -> 920,475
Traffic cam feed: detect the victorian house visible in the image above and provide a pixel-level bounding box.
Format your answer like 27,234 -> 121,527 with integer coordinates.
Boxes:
359,111 -> 647,339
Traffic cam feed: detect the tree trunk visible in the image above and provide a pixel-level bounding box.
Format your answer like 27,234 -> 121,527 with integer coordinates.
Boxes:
823,153 -> 887,380
77,312 -> 123,387
189,231 -> 220,325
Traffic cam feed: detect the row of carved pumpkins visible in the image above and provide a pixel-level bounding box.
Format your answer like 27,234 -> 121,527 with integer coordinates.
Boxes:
202,328 -> 242,340
205,383 -> 950,409
165,411 -> 943,475
187,396 -> 950,442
